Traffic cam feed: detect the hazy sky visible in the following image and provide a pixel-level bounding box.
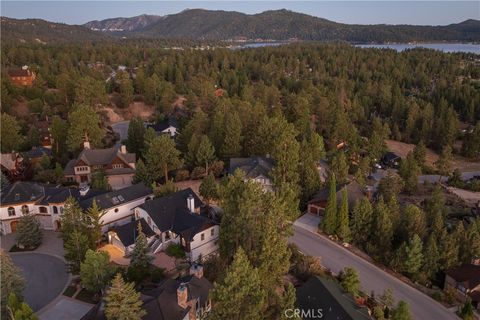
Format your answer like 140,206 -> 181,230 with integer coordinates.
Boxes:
1,1 -> 479,25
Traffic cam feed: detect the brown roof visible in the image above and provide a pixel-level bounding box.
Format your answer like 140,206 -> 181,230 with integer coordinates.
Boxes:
8,69 -> 33,77
445,264 -> 480,290
77,148 -> 135,166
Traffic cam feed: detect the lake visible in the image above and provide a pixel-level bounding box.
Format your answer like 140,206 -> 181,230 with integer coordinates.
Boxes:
356,43 -> 479,54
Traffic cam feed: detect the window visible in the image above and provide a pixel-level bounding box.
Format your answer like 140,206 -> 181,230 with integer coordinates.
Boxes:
39,206 -> 48,213
53,206 -> 58,214
201,233 -> 205,241
114,208 -> 119,213
147,217 -> 151,225
7,207 -> 15,217
21,205 -> 29,215
211,228 -> 214,237
60,207 -> 64,214
112,164 -> 123,169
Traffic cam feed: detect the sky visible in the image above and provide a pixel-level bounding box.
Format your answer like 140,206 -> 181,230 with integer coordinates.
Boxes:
1,1 -> 479,26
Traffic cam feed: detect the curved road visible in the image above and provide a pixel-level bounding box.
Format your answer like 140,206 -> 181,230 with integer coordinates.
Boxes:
290,225 -> 457,320
11,253 -> 68,311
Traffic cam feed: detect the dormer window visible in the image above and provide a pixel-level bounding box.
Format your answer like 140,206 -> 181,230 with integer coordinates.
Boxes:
112,164 -> 123,169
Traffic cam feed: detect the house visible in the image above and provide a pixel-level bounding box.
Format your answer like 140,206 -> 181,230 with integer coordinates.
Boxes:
0,181 -> 151,235
229,156 -> 275,191
381,151 -> 401,168
316,159 -> 330,183
64,142 -> 136,190
296,276 -> 371,320
7,66 -> 36,86
109,188 -> 219,262
307,180 -> 365,215
444,260 -> 480,311
78,183 -> 153,232
36,118 -> 53,148
23,146 -> 52,166
146,117 -> 179,138
0,153 -> 24,180
142,264 -> 212,320
109,218 -> 157,254
0,181 -> 102,234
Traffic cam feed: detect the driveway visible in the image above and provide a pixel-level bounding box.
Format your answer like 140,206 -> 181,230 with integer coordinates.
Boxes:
1,230 -> 64,258
111,121 -> 130,147
290,224 -> 457,319
11,253 -> 68,311
293,213 -> 320,233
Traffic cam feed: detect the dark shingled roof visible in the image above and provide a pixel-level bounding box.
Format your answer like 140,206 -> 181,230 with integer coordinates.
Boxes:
445,264 -> 480,290
309,180 -> 365,209
8,69 -> 33,77
142,275 -> 213,320
146,117 -> 178,134
79,183 -> 152,210
113,218 -> 155,247
23,146 -> 52,159
77,147 -> 136,166
296,276 -> 371,320
229,156 -> 274,179
139,188 -> 214,241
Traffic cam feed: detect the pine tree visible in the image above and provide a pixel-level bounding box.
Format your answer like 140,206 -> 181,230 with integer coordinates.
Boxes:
1,113 -> 22,153
435,145 -> 453,177
413,140 -> 427,169
337,188 -> 351,242
126,117 -> 145,156
340,267 -> 360,297
399,152 -> 420,194
369,197 -> 393,260
86,199 -> 106,248
7,293 -> 37,320
210,248 -> 266,320
105,274 -> 145,320
129,223 -> 153,270
377,171 -> 404,202
80,249 -> 114,293
132,159 -> 151,185
220,111 -> 243,159
145,134 -> 183,181
91,168 -> 111,191
64,230 -> 91,274
351,197 -> 373,249
400,234 -> 423,279
331,152 -> 349,184
391,301 -> 412,320
465,222 -> 480,263
459,298 -> 474,320
1,252 -> 25,318
15,213 -> 43,249
199,174 -> 218,207
401,204 -> 426,242
280,283 -> 299,320
66,104 -> 105,152
195,135 -> 216,174
422,234 -> 440,281
322,174 -> 337,235
439,229 -> 460,270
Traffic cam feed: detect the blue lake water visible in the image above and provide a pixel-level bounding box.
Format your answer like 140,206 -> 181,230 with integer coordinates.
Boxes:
355,43 -> 479,54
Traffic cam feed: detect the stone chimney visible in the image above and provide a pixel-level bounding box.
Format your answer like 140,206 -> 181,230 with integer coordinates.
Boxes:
190,264 -> 204,279
187,195 -> 195,213
120,145 -> 127,154
177,283 -> 188,309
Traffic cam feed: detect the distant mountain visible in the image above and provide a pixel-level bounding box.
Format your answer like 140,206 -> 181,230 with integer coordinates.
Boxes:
133,9 -> 480,42
1,17 -> 108,44
84,14 -> 163,32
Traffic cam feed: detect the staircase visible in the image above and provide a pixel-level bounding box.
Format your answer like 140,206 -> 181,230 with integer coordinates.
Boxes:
149,238 -> 163,254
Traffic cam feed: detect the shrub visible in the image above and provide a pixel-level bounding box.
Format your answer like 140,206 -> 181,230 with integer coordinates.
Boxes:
175,169 -> 190,181
165,243 -> 186,258
210,160 -> 224,177
150,268 -> 165,283
191,167 -> 206,180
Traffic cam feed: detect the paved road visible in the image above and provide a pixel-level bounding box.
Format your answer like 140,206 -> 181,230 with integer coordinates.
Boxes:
111,121 -> 130,147
11,253 -> 68,311
290,225 -> 457,320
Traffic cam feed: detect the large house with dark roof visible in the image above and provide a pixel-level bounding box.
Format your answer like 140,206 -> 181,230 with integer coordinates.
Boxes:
109,188 -> 219,262
0,181 -> 152,235
229,156 -> 275,191
444,260 -> 480,311
64,143 -> 136,190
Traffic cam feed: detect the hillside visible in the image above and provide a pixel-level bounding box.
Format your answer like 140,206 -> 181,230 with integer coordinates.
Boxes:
84,14 -> 163,32
130,9 -> 480,42
1,17 -> 108,44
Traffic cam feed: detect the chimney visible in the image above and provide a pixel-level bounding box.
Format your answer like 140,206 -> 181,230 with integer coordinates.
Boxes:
190,263 -> 204,279
177,283 -> 188,309
120,145 -> 127,154
83,132 -> 90,150
187,195 -> 195,213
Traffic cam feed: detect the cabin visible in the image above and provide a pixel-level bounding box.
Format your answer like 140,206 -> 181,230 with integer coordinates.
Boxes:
229,156 -> 275,192
444,259 -> 480,311
7,66 -> 36,86
307,181 -> 366,215
146,117 -> 179,138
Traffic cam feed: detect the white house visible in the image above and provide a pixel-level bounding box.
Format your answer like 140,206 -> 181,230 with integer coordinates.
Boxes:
0,181 -> 152,235
108,188 -> 219,262
145,117 -> 179,138
229,156 -> 275,192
